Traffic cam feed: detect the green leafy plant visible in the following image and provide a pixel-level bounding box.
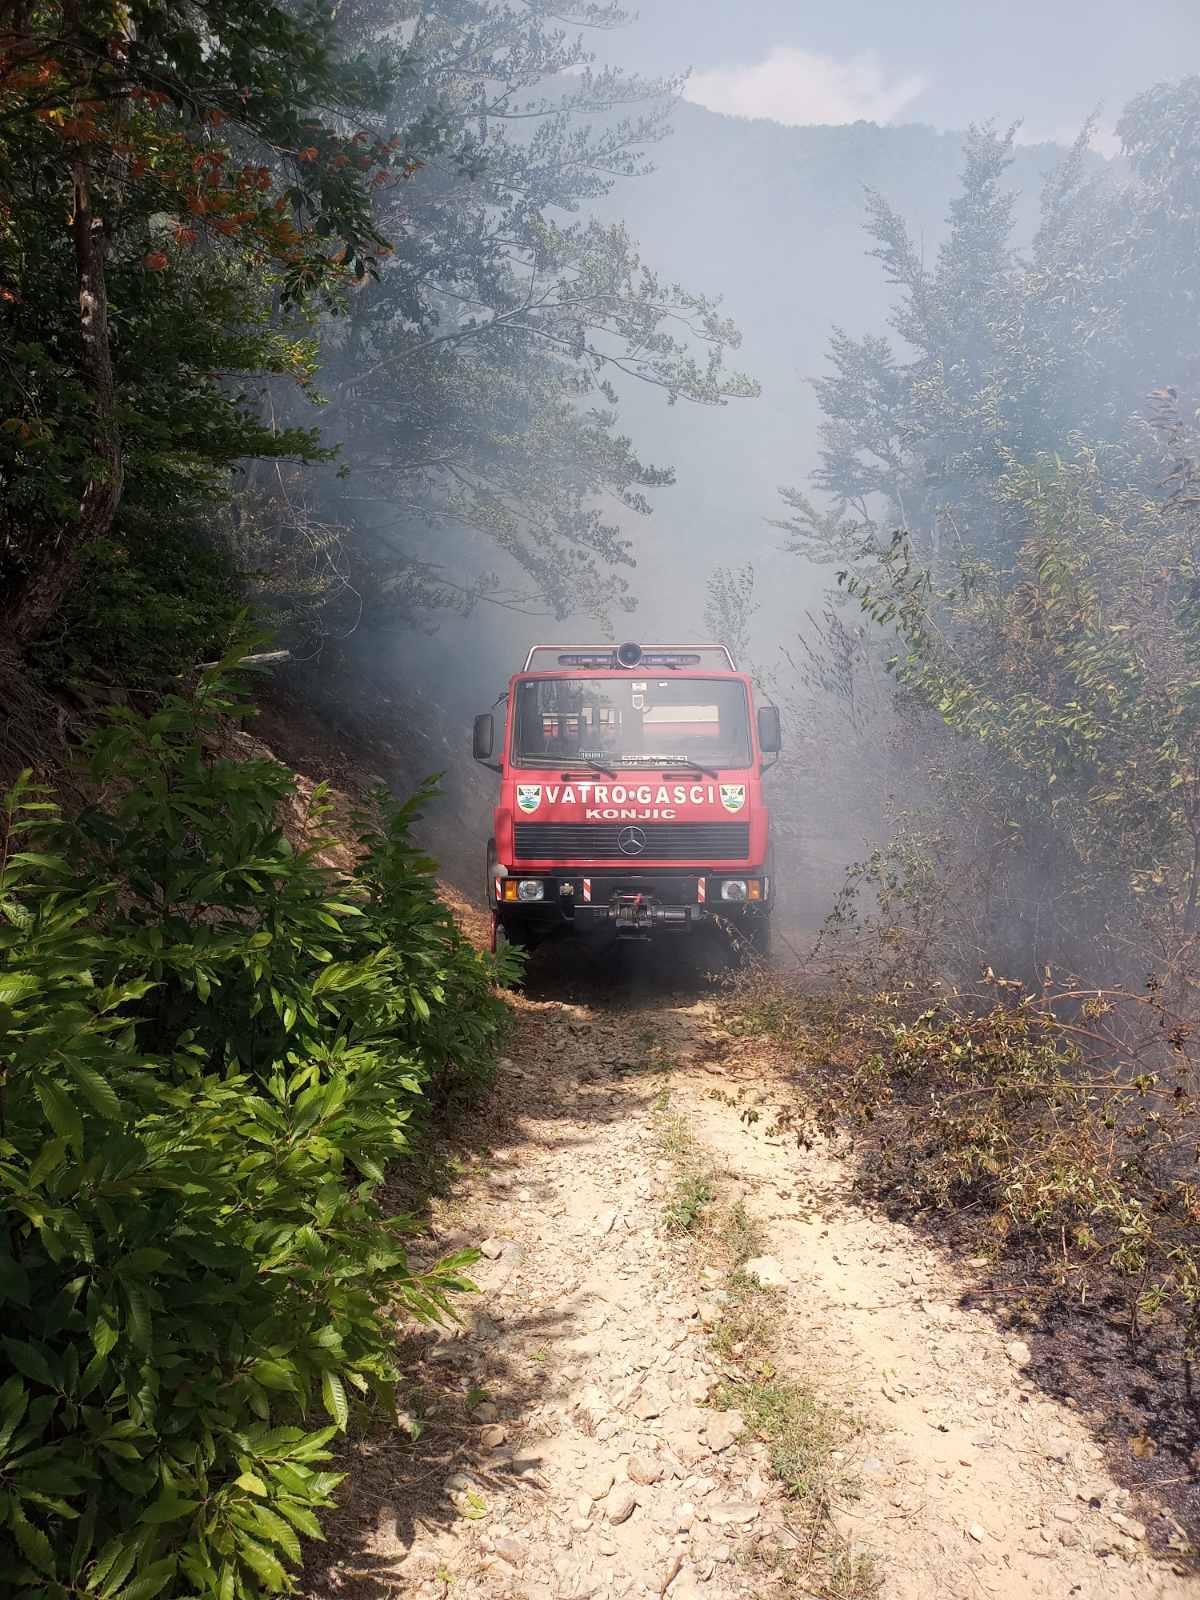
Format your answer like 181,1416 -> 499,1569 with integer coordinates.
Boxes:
0,658 -> 512,1597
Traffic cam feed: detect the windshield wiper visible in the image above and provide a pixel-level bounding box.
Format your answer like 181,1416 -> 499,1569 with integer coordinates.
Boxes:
633,755 -> 721,780
560,757 -> 617,778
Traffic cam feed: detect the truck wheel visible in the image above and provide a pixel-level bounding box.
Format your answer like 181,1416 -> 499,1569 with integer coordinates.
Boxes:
732,912 -> 771,964
485,839 -> 498,911
497,919 -> 534,952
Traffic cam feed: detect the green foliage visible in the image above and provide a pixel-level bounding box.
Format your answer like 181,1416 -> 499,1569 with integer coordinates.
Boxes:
32,516 -> 243,691
664,1174 -> 715,1235
0,0 -> 424,607
257,0 -> 758,632
784,78 -> 1200,981
0,661 -> 512,1597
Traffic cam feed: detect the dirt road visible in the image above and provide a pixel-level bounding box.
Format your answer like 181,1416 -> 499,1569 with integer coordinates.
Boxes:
308,938 -> 1199,1600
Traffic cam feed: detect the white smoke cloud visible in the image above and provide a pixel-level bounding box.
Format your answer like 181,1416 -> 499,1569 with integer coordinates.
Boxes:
1014,120 -> 1121,158
685,46 -> 928,128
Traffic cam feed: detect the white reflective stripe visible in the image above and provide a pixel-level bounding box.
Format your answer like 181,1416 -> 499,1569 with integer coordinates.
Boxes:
697,878 -> 706,903
583,878 -> 591,903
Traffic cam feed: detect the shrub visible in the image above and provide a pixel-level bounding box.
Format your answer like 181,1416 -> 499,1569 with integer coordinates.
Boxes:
0,661 -> 512,1598
31,514 -> 243,693
727,962 -> 1200,1350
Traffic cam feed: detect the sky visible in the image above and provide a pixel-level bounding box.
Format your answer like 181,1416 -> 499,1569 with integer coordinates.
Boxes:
593,0 -> 1200,147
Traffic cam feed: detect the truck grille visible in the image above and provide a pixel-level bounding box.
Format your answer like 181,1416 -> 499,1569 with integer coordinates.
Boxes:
514,822 -> 751,861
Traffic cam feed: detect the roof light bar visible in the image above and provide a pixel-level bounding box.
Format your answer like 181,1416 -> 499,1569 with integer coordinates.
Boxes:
523,642 -> 736,671
554,650 -> 703,669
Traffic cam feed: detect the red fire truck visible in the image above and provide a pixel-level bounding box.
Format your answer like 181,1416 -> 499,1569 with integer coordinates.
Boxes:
472,642 -> 780,952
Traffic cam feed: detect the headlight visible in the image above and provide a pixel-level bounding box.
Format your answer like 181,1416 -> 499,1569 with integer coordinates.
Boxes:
721,879 -> 748,902
517,880 -> 545,902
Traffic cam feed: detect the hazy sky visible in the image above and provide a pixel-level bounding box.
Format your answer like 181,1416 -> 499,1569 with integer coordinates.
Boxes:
596,1 -> 1200,146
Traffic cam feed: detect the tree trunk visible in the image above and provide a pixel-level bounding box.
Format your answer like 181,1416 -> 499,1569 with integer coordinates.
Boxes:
5,6 -> 124,647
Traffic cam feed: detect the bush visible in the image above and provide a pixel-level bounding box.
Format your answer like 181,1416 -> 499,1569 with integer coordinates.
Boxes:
31,513 -> 243,692
727,962 -> 1200,1349
0,661 -> 512,1598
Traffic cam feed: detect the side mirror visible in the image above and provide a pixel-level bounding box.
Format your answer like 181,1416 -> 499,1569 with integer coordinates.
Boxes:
472,713 -> 495,762
757,704 -> 782,755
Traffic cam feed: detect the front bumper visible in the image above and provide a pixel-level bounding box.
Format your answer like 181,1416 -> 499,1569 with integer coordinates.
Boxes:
495,865 -> 771,935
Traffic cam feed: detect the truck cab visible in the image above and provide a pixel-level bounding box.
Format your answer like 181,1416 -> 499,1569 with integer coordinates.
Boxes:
472,642 -> 780,953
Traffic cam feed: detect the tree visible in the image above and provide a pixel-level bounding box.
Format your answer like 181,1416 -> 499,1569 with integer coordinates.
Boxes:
253,0 -> 757,634
0,0 -> 418,641
789,79 -> 1200,981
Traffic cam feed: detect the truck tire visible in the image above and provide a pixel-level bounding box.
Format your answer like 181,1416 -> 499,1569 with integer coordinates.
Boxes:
495,915 -> 528,948
485,839 -> 498,911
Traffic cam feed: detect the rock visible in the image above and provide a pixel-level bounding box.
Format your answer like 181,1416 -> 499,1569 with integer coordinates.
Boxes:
479,1238 -> 506,1260
576,1385 -> 609,1429
494,1536 -> 523,1566
697,1300 -> 725,1329
704,1411 -> 745,1452
633,1389 -> 665,1420
479,1424 -> 507,1450
627,1454 -> 665,1485
1111,1512 -> 1147,1541
669,1578 -> 706,1600
471,1400 -> 499,1423
583,1466 -> 615,1501
674,1502 -> 697,1531
741,1255 -> 789,1289
1052,1505 -> 1079,1524
967,1523 -> 986,1542
710,1543 -> 732,1563
607,1486 -> 637,1524
597,1208 -> 619,1234
570,1516 -> 592,1534
709,1502 -> 759,1526
674,1432 -> 707,1467
1006,1339 -> 1033,1368
516,1188 -> 532,1203
576,1495 -> 592,1519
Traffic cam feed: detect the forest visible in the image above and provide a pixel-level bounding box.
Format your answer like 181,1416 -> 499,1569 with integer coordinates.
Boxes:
6,0 -> 1200,1593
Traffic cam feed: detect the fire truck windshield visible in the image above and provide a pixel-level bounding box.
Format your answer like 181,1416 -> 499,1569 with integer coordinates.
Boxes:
512,676 -> 752,769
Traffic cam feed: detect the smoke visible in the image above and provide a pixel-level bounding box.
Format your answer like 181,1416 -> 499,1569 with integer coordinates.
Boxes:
278,3 -> 1200,964
685,47 -> 927,127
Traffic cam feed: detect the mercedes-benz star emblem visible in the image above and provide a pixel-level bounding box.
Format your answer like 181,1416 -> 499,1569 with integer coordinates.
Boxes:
617,825 -> 647,856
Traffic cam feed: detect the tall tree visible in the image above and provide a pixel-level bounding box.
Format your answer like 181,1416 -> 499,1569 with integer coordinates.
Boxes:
787,80 -> 1200,980
251,0 -> 757,635
0,0 -> 415,641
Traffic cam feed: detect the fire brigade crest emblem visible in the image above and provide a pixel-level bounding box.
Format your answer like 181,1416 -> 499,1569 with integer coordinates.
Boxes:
719,784 -> 746,814
517,785 -> 542,814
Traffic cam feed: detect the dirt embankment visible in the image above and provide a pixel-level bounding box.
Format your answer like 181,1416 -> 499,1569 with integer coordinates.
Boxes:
252,662 -> 493,894
303,938 -> 1198,1600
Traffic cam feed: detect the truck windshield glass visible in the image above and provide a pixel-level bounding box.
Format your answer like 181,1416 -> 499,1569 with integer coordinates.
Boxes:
512,677 -> 752,769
